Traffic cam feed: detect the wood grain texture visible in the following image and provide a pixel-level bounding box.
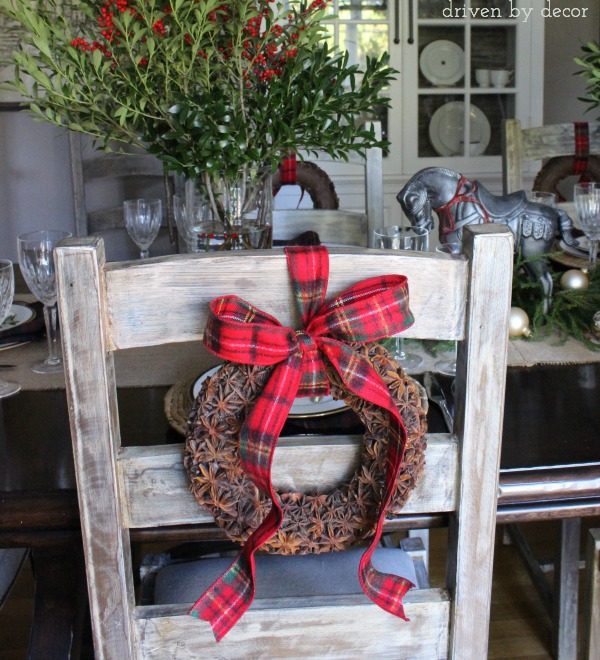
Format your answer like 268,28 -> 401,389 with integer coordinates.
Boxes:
584,528 -> 600,660
134,590 -> 450,659
103,249 -> 468,350
118,434 -> 458,528
448,225 -> 513,659
55,238 -> 136,660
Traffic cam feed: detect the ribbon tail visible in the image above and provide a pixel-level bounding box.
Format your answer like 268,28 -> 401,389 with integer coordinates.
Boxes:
358,412 -> 415,621
188,357 -> 302,640
321,340 -> 415,618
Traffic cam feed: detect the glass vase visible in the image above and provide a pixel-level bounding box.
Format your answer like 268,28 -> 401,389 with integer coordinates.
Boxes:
175,166 -> 273,252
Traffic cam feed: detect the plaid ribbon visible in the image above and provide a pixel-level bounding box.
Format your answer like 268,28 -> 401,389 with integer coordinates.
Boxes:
436,175 -> 490,235
189,245 -> 416,640
279,154 -> 297,185
573,121 -> 590,178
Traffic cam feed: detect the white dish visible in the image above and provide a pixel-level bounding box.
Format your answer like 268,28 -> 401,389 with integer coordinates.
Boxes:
428,102 -> 491,157
0,304 -> 35,332
559,237 -> 593,259
192,365 -> 349,418
419,40 -> 464,86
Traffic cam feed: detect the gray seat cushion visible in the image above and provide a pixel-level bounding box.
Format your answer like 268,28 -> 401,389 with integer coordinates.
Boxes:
154,546 -> 417,604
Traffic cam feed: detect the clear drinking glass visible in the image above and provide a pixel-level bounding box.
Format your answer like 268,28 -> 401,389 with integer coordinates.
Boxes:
372,225 -> 430,372
434,242 -> 463,376
574,182 -> 600,272
123,198 -> 162,259
173,193 -> 211,253
528,191 -> 556,207
17,230 -> 71,374
0,260 -> 21,397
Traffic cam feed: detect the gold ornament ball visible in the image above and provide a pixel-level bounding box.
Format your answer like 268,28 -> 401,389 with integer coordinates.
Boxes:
509,307 -> 532,337
560,269 -> 589,290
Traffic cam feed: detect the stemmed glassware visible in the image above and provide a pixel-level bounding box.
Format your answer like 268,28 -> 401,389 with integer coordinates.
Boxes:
123,198 -> 162,259
434,242 -> 463,376
574,182 -> 600,272
0,260 -> 21,397
17,230 -> 71,374
372,225 -> 430,372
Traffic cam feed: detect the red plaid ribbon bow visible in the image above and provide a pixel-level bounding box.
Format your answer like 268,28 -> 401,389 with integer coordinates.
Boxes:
189,246 -> 415,640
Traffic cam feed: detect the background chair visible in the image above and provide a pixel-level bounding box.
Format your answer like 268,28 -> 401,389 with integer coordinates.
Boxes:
272,209 -> 368,246
502,118 -> 600,195
69,133 -> 176,260
274,121 -> 383,246
55,224 -> 512,659
584,528 -> 600,660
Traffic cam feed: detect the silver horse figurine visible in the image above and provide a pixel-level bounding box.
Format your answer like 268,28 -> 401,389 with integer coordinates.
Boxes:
397,167 -> 580,312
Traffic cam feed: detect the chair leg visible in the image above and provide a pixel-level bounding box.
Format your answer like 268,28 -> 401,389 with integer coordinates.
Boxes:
27,541 -> 88,660
407,529 -> 429,572
584,529 -> 600,660
552,518 -> 580,660
400,536 -> 430,589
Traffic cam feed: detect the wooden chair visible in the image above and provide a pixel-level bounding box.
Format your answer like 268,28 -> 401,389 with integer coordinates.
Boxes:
502,118 -> 600,194
55,223 -> 513,659
288,121 -> 384,243
273,209 -> 368,246
584,528 -> 600,660
69,133 -> 176,259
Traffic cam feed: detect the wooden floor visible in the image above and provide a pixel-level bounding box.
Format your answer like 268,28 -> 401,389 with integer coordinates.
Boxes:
0,519 -> 597,658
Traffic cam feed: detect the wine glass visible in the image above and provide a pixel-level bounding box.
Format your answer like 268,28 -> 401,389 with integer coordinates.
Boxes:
372,225 -> 430,372
574,182 -> 600,272
0,260 -> 21,397
17,230 -> 71,374
434,242 -> 463,376
123,198 -> 162,259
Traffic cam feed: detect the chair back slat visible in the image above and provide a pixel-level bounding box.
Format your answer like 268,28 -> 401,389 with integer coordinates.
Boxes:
119,435 -> 458,529
102,249 -> 468,350
134,591 -> 450,659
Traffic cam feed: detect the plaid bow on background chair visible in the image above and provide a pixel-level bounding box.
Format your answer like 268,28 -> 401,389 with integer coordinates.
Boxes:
55,223 -> 512,659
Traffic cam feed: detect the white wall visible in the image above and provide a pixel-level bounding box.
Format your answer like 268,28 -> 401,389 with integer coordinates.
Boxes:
0,112 -> 74,261
1,8 -> 600,262
543,0 -> 600,123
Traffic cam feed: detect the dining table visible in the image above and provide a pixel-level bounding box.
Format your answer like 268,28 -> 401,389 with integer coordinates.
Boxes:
1,288 -> 600,659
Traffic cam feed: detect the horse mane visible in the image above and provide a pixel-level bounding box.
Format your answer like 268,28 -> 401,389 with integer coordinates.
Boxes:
413,167 -> 461,184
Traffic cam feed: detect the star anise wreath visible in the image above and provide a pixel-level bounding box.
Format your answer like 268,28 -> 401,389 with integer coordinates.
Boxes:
184,342 -> 428,554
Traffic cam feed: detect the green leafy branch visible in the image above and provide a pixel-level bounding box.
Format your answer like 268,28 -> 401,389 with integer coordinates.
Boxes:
512,251 -> 600,350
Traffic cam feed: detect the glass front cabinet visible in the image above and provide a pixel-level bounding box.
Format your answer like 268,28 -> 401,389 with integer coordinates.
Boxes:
317,0 -> 545,223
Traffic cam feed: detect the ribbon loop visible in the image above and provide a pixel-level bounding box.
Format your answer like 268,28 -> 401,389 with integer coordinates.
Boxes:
190,246 -> 415,641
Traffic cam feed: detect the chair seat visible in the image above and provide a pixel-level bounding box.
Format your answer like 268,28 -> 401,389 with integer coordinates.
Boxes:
153,547 -> 416,605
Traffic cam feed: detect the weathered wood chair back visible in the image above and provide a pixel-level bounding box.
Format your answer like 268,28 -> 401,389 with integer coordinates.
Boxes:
502,118 -> 600,194
273,209 -> 368,246
298,120 -> 383,239
55,224 -> 513,659
69,133 -> 178,262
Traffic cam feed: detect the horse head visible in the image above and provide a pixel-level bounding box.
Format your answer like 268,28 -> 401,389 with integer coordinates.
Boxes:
396,180 -> 434,231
